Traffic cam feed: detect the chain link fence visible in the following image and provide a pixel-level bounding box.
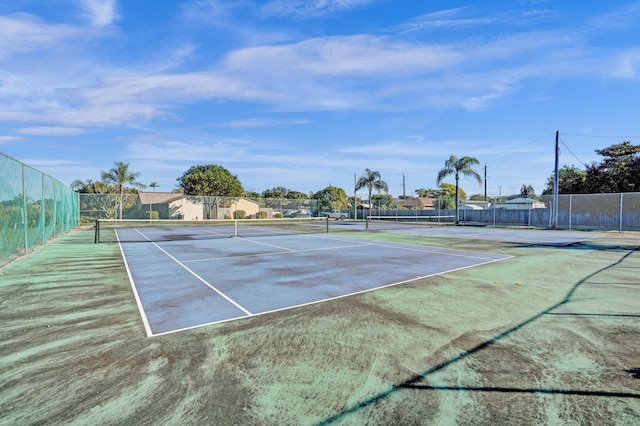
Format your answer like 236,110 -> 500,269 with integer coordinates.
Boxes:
1,153 -> 79,267
456,194 -> 640,231
354,194 -> 640,231
79,193 -> 321,223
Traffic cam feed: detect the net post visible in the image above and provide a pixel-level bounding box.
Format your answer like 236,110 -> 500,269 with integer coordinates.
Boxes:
325,216 -> 329,233
234,218 -> 238,237
94,219 -> 100,244
366,217 -> 369,231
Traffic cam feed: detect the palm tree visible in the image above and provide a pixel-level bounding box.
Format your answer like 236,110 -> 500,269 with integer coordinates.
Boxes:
436,155 -> 482,224
355,168 -> 388,218
101,162 -> 145,220
149,182 -> 159,192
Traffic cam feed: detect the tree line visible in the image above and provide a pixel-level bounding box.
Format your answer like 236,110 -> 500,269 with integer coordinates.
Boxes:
542,141 -> 640,194
71,141 -> 638,218
71,157 -> 482,220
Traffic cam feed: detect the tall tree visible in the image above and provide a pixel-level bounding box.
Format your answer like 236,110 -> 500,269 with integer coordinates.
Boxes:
520,184 -> 535,197
262,187 -> 308,199
542,165 -> 587,195
177,164 -> 243,196
311,186 -> 349,211
414,185 -> 459,209
585,141 -> 640,193
101,162 -> 145,219
436,155 -> 482,224
355,168 -> 388,218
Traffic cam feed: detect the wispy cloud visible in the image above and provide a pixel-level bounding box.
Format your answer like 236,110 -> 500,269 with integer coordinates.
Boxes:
262,0 -> 378,19
78,0 -> 119,27
393,6 -> 560,34
16,126 -> 89,136
180,0 -> 238,27
226,118 -> 312,128
0,135 -> 22,144
393,7 -> 494,32
0,13 -> 75,58
126,140 -> 251,163
586,2 -> 640,31
2,2 -> 639,134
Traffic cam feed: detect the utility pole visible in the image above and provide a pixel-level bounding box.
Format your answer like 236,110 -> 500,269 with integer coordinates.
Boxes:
484,164 -> 487,202
552,130 -> 560,230
354,173 -> 357,220
402,174 -> 406,198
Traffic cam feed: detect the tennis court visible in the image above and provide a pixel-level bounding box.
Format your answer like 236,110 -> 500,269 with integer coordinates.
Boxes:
2,224 -> 639,425
116,224 -> 510,336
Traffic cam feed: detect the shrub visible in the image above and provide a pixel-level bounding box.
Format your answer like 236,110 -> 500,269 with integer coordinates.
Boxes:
234,210 -> 246,219
145,210 -> 160,220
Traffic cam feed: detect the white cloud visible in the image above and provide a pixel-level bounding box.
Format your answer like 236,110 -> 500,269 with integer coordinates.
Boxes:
587,2 -> 640,31
78,0 -> 119,27
0,13 -> 75,59
2,8 -> 637,131
223,35 -> 462,76
0,135 -> 22,144
125,140 -> 251,163
16,126 -> 88,136
262,0 -> 378,19
180,0 -> 240,26
394,7 -> 494,32
226,118 -> 312,127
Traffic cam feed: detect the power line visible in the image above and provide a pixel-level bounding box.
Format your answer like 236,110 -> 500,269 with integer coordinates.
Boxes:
491,133 -> 556,156
561,132 -> 640,139
558,136 -> 588,167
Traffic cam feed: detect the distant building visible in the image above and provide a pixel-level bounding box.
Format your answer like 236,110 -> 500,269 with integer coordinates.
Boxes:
394,197 -> 439,210
492,197 -> 546,210
137,192 -> 198,219
136,192 -> 261,219
460,201 -> 488,210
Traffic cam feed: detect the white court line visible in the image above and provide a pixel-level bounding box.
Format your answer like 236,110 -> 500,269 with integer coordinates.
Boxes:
130,228 -> 253,316
234,237 -> 296,252
203,228 -> 234,237
364,241 -> 506,261
116,230 -> 153,337
182,242 -> 374,263
308,232 -> 506,261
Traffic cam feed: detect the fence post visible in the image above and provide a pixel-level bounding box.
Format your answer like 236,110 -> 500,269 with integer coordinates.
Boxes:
41,173 -> 46,245
619,193 -> 624,232
568,195 -> 572,230
22,164 -> 28,255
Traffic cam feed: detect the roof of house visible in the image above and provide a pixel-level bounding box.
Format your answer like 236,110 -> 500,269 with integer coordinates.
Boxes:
138,192 -> 260,206
138,192 -> 183,204
502,197 -> 542,204
394,197 -> 436,208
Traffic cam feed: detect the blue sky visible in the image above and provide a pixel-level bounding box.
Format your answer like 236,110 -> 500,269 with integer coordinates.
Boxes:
1,0 -> 639,198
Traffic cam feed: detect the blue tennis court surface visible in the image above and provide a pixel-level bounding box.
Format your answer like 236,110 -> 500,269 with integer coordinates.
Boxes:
358,222 -> 603,246
119,232 -> 510,336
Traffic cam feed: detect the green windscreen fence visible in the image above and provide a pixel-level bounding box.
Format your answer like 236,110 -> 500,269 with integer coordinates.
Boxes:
1,152 -> 79,267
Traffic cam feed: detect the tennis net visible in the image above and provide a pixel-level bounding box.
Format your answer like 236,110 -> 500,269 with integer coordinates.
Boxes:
95,218 -> 330,243
365,215 -> 455,231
